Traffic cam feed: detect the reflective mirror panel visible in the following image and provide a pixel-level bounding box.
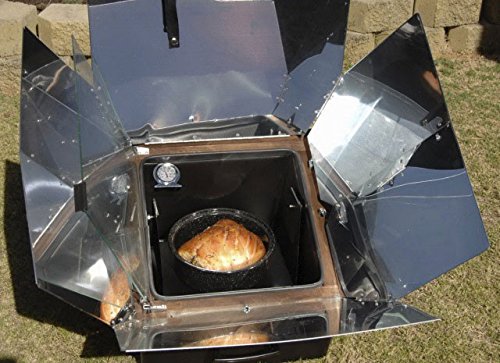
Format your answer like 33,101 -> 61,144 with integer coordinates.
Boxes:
20,78 -> 80,245
309,14 -> 449,197
71,40 -> 148,296
313,16 -> 489,299
20,78 -> 81,186
83,149 -> 149,297
69,38 -> 148,297
340,300 -> 437,333
351,126 -> 489,299
114,299 -> 340,352
150,315 -> 329,350
35,211 -> 131,321
21,30 -> 78,121
272,0 -> 349,131
88,0 -> 349,134
72,36 -> 130,174
111,299 -> 435,351
20,29 -> 145,313
88,0 -> 287,133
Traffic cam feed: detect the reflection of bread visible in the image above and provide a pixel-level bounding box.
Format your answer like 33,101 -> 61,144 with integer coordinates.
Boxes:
178,219 -> 266,272
187,332 -> 269,347
100,269 -> 131,323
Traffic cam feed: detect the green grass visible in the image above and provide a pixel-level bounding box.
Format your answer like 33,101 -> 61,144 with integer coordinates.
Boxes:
0,53 -> 498,362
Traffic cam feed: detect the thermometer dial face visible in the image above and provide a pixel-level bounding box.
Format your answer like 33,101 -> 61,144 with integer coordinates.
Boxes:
153,163 -> 180,186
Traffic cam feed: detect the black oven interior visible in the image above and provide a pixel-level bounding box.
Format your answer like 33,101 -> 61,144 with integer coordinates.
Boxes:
142,149 -> 322,297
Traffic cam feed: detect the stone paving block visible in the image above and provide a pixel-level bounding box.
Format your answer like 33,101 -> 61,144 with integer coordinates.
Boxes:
0,55 -> 21,95
38,4 -> 90,56
448,23 -> 500,52
415,0 -> 482,27
374,30 -> 394,46
0,0 -> 37,56
348,0 -> 414,33
424,26 -> 447,55
345,31 -> 375,65
482,0 -> 500,25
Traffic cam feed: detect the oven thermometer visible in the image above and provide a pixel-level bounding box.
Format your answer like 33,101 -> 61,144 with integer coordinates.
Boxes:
153,162 -> 182,188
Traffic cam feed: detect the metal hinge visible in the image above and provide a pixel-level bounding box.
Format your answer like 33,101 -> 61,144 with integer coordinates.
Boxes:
110,303 -> 135,326
334,201 -> 348,225
142,302 -> 168,313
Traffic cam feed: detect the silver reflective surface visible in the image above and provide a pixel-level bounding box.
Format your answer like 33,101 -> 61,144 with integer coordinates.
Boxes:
354,128 -> 489,299
88,0 -> 349,134
72,37 -> 130,170
83,150 -> 149,298
19,77 -> 80,246
20,78 -> 81,185
271,0 -> 349,130
309,15 -> 449,197
309,72 -> 431,196
89,0 -> 287,132
314,15 -> 489,300
36,211 -> 127,312
20,30 -> 146,315
20,151 -> 73,246
72,35 -> 149,298
341,300 -> 437,333
112,299 -> 435,351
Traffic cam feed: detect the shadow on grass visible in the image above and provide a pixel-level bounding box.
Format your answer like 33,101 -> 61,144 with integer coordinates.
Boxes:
3,160 -> 135,360
477,27 -> 500,62
478,2 -> 500,62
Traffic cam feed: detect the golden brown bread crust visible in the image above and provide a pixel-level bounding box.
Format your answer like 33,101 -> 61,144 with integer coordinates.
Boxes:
187,332 -> 269,347
178,219 -> 266,271
100,269 -> 131,323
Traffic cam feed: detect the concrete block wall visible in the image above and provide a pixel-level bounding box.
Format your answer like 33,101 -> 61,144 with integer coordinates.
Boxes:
38,4 -> 89,56
0,0 -> 38,93
345,0 -> 499,64
0,0 -> 498,95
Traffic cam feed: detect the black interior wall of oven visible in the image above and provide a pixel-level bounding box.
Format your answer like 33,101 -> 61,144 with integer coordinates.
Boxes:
142,150 -> 322,297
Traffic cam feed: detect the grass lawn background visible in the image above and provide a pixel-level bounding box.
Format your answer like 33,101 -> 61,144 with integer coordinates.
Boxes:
0,53 -> 498,362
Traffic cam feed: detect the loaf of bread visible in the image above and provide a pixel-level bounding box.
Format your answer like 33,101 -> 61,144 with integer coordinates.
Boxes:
187,332 -> 269,347
178,219 -> 266,272
100,269 -> 131,323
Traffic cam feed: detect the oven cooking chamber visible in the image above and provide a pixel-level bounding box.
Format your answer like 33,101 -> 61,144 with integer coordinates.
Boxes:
143,149 -> 323,297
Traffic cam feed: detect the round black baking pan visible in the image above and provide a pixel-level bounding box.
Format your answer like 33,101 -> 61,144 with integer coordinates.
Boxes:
168,208 -> 276,292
